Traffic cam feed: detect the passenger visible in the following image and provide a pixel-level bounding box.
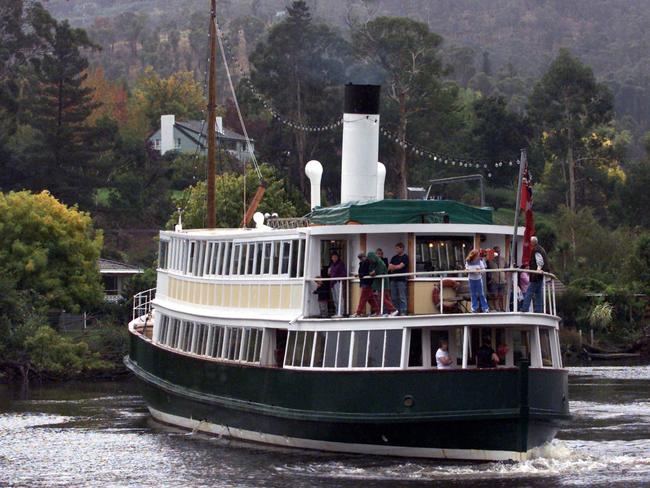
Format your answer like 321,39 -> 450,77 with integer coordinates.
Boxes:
521,236 -> 549,313
465,249 -> 489,313
368,252 -> 399,316
435,339 -> 453,369
388,242 -> 409,316
328,252 -> 346,318
376,248 -> 389,267
312,277 -> 330,318
476,339 -> 500,368
497,342 -> 509,364
351,253 -> 380,317
488,246 -> 506,311
518,266 -> 530,310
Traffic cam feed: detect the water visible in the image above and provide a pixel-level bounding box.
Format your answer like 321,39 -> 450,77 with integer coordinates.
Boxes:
1,366 -> 650,487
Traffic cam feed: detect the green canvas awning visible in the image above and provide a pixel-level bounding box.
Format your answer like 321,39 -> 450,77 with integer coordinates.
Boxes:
308,200 -> 493,225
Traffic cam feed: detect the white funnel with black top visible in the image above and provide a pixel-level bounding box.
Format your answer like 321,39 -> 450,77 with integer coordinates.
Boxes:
340,84 -> 381,204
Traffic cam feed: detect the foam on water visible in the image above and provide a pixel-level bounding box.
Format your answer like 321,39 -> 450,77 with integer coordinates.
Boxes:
568,366 -> 650,380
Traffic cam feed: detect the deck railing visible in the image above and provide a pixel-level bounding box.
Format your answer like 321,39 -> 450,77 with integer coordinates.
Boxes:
132,287 -> 156,322
307,268 -> 558,318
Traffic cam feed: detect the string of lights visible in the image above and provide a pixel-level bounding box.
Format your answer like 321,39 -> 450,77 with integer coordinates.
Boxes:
216,24 -> 344,132
215,24 -> 521,176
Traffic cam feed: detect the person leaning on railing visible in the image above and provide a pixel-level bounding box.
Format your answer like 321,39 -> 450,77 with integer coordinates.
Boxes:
521,236 -> 550,313
328,252 -> 346,318
465,249 -> 490,313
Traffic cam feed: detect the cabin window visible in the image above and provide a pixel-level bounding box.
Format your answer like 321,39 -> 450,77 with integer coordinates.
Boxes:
262,242 -> 272,275
384,330 -> 402,367
539,328 -> 553,367
159,240 -> 169,269
222,243 -> 231,275
313,331 -> 326,367
155,314 -> 169,343
367,330 -> 384,367
352,331 -> 369,367
271,241 -> 281,274
280,241 -> 291,274
284,329 -> 403,369
513,330 -> 531,363
415,236 -> 472,272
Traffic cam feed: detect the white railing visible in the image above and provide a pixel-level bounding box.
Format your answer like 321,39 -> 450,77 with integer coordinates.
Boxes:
308,268 -> 558,318
132,287 -> 156,322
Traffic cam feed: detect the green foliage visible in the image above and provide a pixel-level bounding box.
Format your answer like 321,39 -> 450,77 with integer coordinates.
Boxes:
24,326 -> 109,376
170,164 -> 305,229
0,191 -> 104,312
588,303 -> 614,331
131,67 -> 205,131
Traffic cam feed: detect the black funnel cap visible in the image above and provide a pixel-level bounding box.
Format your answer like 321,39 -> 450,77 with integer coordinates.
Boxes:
344,84 -> 381,115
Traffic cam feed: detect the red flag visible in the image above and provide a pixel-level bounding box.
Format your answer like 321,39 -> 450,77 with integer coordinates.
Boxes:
520,167 -> 534,265
522,208 -> 535,266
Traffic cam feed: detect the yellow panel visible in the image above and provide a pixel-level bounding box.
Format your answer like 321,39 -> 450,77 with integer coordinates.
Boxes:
250,284 -> 260,308
259,284 -> 270,308
214,283 -> 221,306
414,281 -> 438,314
239,284 -> 250,308
280,286 -> 291,308
290,284 -> 302,308
270,284 -> 281,309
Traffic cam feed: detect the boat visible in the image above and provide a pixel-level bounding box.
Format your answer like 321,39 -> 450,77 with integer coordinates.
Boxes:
125,80 -> 569,461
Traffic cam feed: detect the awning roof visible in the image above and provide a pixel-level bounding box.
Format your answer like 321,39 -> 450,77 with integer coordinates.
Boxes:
308,200 -> 493,226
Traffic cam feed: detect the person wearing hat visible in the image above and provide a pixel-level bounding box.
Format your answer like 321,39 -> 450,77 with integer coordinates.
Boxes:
351,252 -> 379,317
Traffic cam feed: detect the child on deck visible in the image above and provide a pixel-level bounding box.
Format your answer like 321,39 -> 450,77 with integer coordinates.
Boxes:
313,278 -> 330,318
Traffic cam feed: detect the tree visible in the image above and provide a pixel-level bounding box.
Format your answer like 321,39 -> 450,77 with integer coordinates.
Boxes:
248,1 -> 349,194
17,18 -> 109,207
352,17 -> 448,198
471,96 -> 530,186
131,67 -> 205,131
528,49 -> 613,213
84,68 -> 128,125
0,191 -> 104,312
169,164 -> 306,229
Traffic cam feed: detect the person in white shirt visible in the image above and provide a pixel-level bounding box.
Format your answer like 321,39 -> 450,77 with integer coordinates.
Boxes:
435,339 -> 453,369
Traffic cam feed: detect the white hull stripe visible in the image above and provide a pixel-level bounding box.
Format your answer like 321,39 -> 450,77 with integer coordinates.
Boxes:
148,406 -> 533,462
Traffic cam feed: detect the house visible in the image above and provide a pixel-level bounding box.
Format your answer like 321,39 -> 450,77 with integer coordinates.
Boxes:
148,114 -> 255,162
99,258 -> 144,303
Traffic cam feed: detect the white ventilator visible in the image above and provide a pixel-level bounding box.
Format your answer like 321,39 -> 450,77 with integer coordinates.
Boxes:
340,84 -> 381,204
305,160 -> 323,209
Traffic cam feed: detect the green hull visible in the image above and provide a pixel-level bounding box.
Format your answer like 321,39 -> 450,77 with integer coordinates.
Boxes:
126,332 -> 569,460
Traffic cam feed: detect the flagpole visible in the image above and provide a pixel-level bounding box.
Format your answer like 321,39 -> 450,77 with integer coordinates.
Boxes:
510,148 -> 527,268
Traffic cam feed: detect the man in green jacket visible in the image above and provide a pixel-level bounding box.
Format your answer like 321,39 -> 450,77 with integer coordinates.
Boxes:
368,252 -> 399,316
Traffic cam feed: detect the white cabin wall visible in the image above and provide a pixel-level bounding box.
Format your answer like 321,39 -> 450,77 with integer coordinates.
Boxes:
305,237 -> 323,317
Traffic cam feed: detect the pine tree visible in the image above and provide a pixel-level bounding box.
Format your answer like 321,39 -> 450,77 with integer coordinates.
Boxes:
24,19 -> 104,207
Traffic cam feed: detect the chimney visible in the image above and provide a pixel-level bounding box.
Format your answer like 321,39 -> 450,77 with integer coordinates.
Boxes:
376,162 -> 386,201
160,114 -> 175,155
216,116 -> 223,134
340,84 -> 381,204
305,160 -> 323,209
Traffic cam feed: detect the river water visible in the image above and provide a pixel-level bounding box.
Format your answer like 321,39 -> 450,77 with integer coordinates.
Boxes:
1,365 -> 650,488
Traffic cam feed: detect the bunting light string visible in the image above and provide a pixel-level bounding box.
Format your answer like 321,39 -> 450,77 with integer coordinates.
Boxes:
215,24 -> 522,173
215,23 -> 344,133
379,126 -> 520,178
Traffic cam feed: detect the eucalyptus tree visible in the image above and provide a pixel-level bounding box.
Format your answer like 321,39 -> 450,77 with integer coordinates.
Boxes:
352,17 -> 450,198
528,49 -> 613,213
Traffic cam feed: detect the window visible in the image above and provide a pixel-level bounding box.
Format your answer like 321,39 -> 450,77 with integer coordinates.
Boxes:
222,243 -> 231,275
176,138 -> 181,148
156,315 -> 169,343
539,328 -> 553,367
284,329 -> 403,369
352,331 -> 368,367
159,240 -> 169,269
102,275 -> 119,295
262,242 -> 272,274
415,236 -> 472,272
154,139 -> 161,149
280,241 -> 291,274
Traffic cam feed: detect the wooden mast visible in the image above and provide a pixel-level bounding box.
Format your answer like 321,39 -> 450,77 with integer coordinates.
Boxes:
206,0 -> 218,228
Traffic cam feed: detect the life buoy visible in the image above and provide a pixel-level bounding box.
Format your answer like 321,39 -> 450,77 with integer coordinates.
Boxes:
432,279 -> 457,311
